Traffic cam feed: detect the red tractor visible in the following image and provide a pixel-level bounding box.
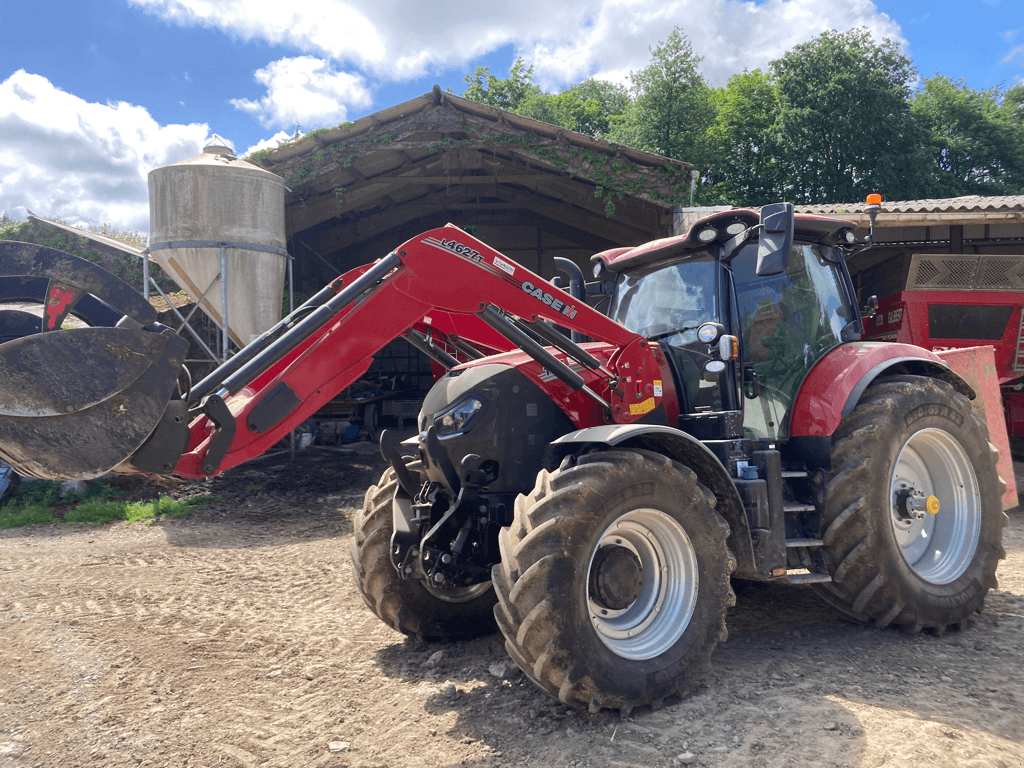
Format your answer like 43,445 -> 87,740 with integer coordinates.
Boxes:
0,201 -> 1008,713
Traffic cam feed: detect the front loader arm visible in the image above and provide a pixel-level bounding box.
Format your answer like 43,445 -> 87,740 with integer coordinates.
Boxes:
175,225 -> 659,479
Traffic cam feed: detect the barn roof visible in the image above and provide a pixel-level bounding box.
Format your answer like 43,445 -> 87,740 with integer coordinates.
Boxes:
249,86 -> 694,270
794,195 -> 1024,226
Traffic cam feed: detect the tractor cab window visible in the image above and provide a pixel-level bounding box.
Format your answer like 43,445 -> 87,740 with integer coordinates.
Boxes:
608,255 -> 721,412
731,242 -> 853,440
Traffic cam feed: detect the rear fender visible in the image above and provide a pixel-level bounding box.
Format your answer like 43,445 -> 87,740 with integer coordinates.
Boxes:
786,342 -> 974,467
550,425 -> 753,574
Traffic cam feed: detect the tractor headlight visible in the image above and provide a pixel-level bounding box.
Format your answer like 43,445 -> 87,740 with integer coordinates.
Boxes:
434,396 -> 484,438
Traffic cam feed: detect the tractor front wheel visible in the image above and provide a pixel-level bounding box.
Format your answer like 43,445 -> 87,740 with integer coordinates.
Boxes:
493,449 -> 735,714
813,375 -> 1007,633
350,462 -> 496,641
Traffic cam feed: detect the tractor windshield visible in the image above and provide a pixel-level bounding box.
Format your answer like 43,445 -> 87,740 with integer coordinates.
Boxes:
608,255 -> 721,411
609,255 -> 718,341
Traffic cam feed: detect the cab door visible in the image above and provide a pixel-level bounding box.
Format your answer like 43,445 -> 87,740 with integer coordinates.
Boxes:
730,243 -> 857,441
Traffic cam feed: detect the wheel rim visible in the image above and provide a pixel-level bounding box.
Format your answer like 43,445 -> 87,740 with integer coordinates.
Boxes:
890,427 -> 981,584
587,508 -> 698,660
424,582 -> 492,603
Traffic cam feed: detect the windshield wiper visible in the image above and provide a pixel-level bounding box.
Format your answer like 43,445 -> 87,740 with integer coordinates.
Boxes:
646,325 -> 702,342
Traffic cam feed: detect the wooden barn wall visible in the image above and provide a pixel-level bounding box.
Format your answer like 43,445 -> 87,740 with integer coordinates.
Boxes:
289,212 -> 608,296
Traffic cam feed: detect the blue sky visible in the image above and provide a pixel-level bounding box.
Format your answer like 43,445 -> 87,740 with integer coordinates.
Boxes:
1,0 -> 1021,233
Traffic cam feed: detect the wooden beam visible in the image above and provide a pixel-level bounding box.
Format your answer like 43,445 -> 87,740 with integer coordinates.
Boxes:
489,184 -> 656,245
312,187 -> 498,252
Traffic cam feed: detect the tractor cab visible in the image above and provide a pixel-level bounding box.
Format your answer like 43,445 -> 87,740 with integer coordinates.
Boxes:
597,205 -> 864,445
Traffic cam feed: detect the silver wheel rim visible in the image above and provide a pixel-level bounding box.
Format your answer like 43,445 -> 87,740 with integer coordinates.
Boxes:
587,508 -> 698,660
890,427 -> 981,584
424,582 -> 492,603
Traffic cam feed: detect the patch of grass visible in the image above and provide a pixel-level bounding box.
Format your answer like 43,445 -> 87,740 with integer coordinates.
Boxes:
0,502 -> 55,528
246,484 -> 263,493
183,494 -> 222,511
7,480 -> 63,507
0,480 -> 222,529
126,495 -> 196,522
64,499 -> 127,526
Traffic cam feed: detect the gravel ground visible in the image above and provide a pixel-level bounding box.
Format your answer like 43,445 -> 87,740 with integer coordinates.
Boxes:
1,446 -> 1022,768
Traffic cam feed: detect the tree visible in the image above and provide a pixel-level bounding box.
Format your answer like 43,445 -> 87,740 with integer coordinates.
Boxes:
769,28 -> 930,203
609,28 -> 715,171
911,76 -> 1024,195
1004,83 -> 1024,124
462,58 -> 540,112
703,70 -> 782,206
519,79 -> 632,138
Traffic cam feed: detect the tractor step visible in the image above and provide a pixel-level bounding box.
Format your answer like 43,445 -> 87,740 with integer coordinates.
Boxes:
776,571 -> 832,585
785,537 -> 824,548
783,503 -> 816,513
781,470 -> 808,478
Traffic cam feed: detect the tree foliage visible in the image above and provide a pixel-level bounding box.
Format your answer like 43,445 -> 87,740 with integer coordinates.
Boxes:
462,58 -> 540,113
703,70 -> 781,205
768,28 -> 929,204
911,76 -> 1024,196
520,79 -> 631,138
459,27 -> 1024,206
608,29 -> 715,168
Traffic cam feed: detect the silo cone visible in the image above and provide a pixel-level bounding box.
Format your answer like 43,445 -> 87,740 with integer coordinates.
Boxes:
148,143 -> 287,349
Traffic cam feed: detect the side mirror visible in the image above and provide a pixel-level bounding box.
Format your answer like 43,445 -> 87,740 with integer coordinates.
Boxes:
756,202 -> 794,276
862,294 -> 878,318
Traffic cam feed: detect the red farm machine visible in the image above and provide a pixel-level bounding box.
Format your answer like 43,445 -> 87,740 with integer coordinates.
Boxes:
0,201 -> 1012,713
862,251 -> 1024,456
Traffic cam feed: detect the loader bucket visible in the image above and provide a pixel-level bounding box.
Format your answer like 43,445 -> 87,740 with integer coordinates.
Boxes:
0,327 -> 189,480
0,241 -> 188,481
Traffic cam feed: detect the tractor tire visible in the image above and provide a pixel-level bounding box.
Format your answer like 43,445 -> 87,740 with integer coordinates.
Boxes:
350,462 -> 497,641
492,449 -> 735,714
813,375 -> 1008,633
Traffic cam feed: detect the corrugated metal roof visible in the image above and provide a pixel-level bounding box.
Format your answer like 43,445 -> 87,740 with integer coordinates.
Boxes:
795,195 -> 1024,216
27,214 -> 146,258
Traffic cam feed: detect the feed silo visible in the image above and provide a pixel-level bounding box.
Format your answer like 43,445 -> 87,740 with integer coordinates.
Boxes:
148,141 -> 288,350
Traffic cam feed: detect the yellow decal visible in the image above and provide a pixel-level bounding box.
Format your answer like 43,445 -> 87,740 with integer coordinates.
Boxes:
629,397 -> 656,416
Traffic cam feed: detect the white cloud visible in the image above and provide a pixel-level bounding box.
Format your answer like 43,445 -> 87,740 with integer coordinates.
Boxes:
1002,45 -> 1024,65
129,0 -> 905,89
243,130 -> 295,158
230,56 -> 373,129
526,0 -> 907,89
0,70 -> 210,232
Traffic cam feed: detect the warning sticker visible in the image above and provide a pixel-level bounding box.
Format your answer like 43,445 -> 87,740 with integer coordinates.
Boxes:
629,398 -> 656,416
653,380 -> 663,397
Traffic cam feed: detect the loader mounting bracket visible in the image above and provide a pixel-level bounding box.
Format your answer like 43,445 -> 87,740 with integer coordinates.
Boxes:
194,393 -> 236,476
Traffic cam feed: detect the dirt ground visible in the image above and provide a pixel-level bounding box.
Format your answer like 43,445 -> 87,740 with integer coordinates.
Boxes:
1,444 -> 1023,768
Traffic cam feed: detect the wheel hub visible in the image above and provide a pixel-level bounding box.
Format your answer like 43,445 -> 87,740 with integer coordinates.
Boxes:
589,545 -> 644,611
586,508 -> 699,661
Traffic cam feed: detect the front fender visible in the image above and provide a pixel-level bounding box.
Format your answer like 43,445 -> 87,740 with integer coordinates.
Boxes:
789,342 -> 974,438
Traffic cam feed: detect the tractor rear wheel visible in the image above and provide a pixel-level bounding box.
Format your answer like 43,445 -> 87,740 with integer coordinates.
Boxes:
813,375 -> 1007,633
493,449 -> 735,714
350,462 -> 496,641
